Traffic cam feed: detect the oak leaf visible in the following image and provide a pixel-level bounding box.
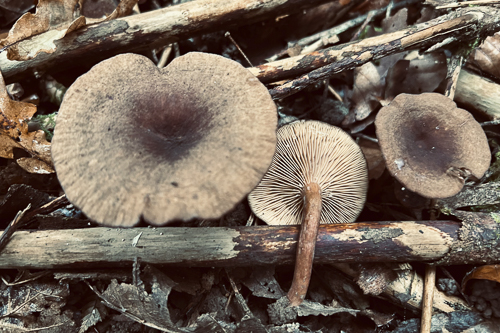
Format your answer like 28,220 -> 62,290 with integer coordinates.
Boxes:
0,72 -> 54,174
470,32 -> 500,80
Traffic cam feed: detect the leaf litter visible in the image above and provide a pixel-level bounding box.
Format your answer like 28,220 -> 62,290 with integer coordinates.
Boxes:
1,0 -> 500,332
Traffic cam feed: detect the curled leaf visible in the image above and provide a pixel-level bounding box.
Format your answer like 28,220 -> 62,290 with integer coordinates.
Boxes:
470,32 -> 500,80
463,265 -> 500,290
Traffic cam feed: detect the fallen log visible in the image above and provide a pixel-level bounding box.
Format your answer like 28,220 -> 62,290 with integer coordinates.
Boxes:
1,212 -> 498,269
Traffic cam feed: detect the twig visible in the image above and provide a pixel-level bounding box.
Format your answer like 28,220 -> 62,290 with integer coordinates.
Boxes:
0,216 -> 499,268
436,0 -> 500,9
0,195 -> 69,253
421,265 -> 436,333
349,11 -> 375,42
481,119 -> 500,126
0,0 -> 336,83
0,204 -> 30,254
444,55 -> 463,99
258,8 -> 498,99
225,32 -> 253,67
1,271 -> 50,286
352,133 -> 378,143
277,0 -> 421,56
157,44 -> 172,68
328,85 -> 343,102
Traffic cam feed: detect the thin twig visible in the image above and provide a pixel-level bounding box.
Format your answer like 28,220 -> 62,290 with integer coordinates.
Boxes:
291,0 -> 421,48
350,11 -> 375,42
328,85 -> 343,102
261,9 -> 491,99
0,195 -> 69,253
436,0 -> 500,9
1,271 -> 50,287
445,55 -> 463,99
225,32 -> 253,67
481,119 -> 500,126
157,44 -> 172,68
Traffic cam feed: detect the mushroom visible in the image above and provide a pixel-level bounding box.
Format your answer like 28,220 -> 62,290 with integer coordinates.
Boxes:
51,52 -> 277,226
248,120 -> 368,306
375,93 -> 490,199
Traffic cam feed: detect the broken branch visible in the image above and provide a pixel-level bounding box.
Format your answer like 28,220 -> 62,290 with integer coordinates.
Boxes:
0,213 -> 498,269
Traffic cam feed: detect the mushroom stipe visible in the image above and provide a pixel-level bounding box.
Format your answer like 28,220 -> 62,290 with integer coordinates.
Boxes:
249,120 -> 368,306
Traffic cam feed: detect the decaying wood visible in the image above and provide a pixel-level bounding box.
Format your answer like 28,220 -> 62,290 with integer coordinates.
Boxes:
259,6 -> 500,99
332,263 -> 471,314
0,0 -> 335,83
456,68 -> 500,119
1,216 -> 500,269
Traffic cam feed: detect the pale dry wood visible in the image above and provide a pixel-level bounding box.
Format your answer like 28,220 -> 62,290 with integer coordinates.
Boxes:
455,69 -> 500,119
247,6 -> 500,99
0,0 -> 335,83
0,218 -> 498,269
332,263 -> 471,314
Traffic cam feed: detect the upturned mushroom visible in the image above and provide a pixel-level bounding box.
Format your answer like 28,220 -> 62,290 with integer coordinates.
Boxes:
375,93 -> 490,199
51,52 -> 277,226
248,120 -> 368,306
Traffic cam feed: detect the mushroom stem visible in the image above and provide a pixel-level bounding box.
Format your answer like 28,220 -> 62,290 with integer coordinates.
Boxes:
287,182 -> 322,306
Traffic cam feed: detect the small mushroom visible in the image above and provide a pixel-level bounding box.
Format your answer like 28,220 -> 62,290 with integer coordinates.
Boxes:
248,120 -> 368,306
52,52 -> 277,226
375,93 -> 490,199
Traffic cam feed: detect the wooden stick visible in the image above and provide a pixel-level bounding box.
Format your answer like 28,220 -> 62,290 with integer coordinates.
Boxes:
0,213 -> 498,269
0,0 -> 335,83
456,69 -> 500,119
262,7 -> 500,99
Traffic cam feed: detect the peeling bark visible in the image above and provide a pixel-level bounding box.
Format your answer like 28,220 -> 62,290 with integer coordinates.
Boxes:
262,7 -> 500,99
0,218 -> 498,269
0,0 -> 336,83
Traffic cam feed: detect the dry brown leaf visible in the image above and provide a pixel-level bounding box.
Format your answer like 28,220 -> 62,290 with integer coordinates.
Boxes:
463,265 -> 500,290
0,0 -> 138,61
351,62 -> 383,121
384,52 -> 447,101
470,32 -> 500,80
359,138 -> 385,180
0,72 -> 54,174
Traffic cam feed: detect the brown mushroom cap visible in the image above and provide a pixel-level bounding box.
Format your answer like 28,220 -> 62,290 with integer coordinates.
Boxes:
52,52 -> 277,227
248,120 -> 368,225
375,93 -> 490,199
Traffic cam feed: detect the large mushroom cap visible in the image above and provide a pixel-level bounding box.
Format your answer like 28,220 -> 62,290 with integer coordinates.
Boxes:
248,120 -> 368,225
375,93 -> 490,199
52,52 -> 277,227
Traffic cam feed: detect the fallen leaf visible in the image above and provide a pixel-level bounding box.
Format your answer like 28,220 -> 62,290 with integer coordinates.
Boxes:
79,297 -> 107,333
242,267 -> 285,299
359,138 -> 385,180
0,72 -> 54,174
0,0 -> 138,61
93,265 -> 183,332
384,52 -> 447,101
463,265 -> 500,290
351,62 -> 383,121
469,32 -> 500,80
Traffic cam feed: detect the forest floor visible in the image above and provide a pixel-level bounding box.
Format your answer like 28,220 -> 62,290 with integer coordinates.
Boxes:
1,0 -> 500,332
